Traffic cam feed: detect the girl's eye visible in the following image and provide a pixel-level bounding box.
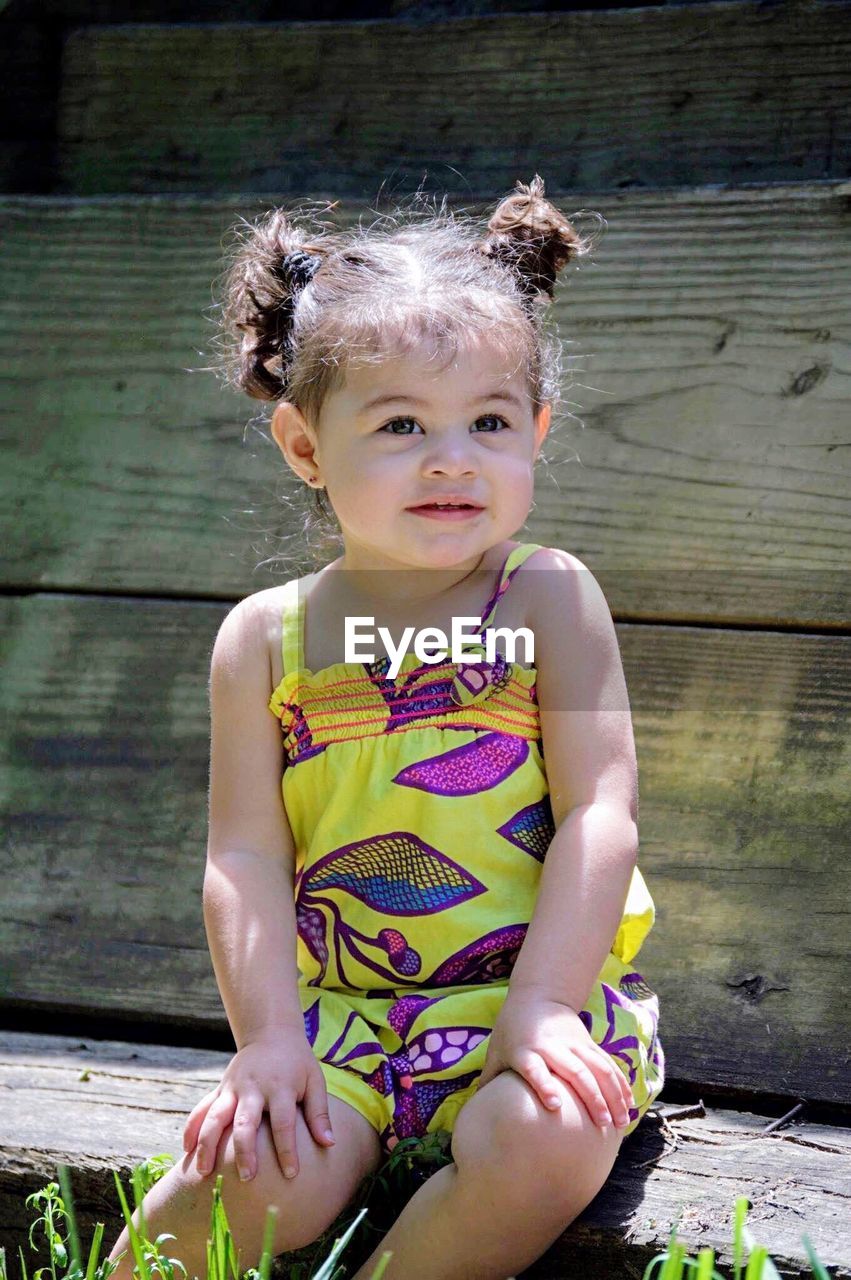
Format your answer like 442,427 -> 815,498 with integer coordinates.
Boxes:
378,415 -> 511,435
473,415 -> 511,432
380,417 -> 422,435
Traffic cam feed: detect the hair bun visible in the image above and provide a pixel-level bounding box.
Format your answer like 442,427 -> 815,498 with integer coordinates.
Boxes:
479,173 -> 589,302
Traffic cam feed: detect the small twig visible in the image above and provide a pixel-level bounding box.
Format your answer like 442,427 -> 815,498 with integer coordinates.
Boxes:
630,1105 -> 688,1168
659,1101 -> 707,1122
628,1098 -> 817,1168
632,1136 -> 679,1170
760,1101 -> 806,1134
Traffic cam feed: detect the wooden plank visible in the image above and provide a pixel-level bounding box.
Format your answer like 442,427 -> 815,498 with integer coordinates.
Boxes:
38,0 -> 364,19
0,1031 -> 848,1277
2,593 -> 849,1103
54,4 -> 851,196
12,0 -> 752,21
1,183 -> 849,623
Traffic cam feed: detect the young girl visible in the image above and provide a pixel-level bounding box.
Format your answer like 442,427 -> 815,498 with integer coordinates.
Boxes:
107,175 -> 664,1280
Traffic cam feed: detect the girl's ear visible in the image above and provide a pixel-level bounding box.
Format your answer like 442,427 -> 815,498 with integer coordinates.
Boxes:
271,400 -> 322,485
533,402 -> 552,457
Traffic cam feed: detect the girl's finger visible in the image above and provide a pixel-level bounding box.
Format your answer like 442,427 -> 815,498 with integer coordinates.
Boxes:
231,1093 -> 264,1181
195,1092 -> 236,1176
601,1049 -> 634,1121
521,1055 -> 563,1111
570,1045 -> 632,1127
303,1062 -> 336,1147
183,1087 -> 220,1151
268,1095 -> 301,1180
613,1061 -> 635,1113
556,1052 -> 612,1128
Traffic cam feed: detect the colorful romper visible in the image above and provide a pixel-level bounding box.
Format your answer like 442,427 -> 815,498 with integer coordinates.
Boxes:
267,542 -> 665,1157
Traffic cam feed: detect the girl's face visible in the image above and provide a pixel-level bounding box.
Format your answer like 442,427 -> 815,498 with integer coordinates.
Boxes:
272,333 -> 551,572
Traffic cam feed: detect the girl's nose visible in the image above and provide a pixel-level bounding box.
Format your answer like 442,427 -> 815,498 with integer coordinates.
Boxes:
422,443 -> 478,477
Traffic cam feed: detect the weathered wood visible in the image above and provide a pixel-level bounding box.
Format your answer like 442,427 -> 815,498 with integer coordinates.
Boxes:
1,183 -> 849,620
7,0 -> 753,21
53,4 -> 851,195
0,1031 -> 848,1278
2,592 -> 849,1103
9,0 -> 729,27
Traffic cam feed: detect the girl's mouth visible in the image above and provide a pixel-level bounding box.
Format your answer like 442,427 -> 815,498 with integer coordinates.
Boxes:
407,504 -> 483,521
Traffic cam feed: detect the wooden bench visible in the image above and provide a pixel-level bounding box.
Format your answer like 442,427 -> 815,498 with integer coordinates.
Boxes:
1,1 -> 849,1275
2,1032 -> 850,1279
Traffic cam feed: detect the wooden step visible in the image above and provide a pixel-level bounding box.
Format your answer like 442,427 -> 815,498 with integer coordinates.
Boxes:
2,591 -> 849,1106
1,1031 -> 848,1278
1,183 -> 848,620
53,3 -> 851,195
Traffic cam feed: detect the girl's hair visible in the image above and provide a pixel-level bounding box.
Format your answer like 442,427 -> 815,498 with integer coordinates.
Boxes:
209,175 -> 601,566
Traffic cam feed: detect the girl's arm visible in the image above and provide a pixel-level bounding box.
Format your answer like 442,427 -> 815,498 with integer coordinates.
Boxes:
203,593 -> 305,1049
476,550 -> 638,1124
509,548 -> 639,1013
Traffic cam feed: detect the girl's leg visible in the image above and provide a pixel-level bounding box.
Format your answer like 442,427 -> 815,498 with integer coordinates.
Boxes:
106,1094 -> 382,1280
350,1068 -> 625,1280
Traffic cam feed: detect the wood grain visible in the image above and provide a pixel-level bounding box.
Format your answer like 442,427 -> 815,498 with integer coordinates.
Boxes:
2,593 -> 849,1102
1,1031 -> 848,1277
1,183 -> 849,620
54,4 -> 851,195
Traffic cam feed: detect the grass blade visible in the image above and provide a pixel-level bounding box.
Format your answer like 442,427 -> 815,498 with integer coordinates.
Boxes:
801,1233 -> 831,1280
310,1207 -> 370,1280
111,1170 -> 150,1280
732,1197 -> 749,1280
55,1167 -> 82,1274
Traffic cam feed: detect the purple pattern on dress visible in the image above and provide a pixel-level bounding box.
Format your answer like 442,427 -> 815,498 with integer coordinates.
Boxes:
496,796 -> 556,862
303,995 -> 320,1045
296,832 -> 487,987
303,995 -> 387,1085
578,982 -> 643,1098
367,657 -> 460,729
427,924 -> 529,986
449,650 -> 514,708
392,732 -> 529,796
279,547 -> 664,1153
619,971 -> 659,1003
388,992 -> 450,1040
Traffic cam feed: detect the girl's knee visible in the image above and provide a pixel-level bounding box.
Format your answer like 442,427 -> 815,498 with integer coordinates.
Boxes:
177,1117 -> 321,1255
231,1109 -> 379,1255
451,1067 -> 539,1175
452,1068 -> 623,1201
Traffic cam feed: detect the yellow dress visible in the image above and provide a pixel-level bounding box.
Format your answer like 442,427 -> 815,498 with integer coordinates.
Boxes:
268,542 -> 665,1155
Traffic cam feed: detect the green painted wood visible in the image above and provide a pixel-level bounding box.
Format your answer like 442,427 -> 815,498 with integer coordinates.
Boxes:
2,1032 -> 849,1276
53,3 -> 851,196
1,183 -> 849,622
2,592 -> 849,1104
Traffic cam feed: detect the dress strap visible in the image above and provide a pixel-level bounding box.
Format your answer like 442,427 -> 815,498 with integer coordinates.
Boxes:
280,575 -> 311,677
279,548 -> 546,675
476,542 -> 546,637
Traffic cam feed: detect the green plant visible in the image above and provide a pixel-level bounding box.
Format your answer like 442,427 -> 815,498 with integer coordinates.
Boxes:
2,1153 -> 834,1280
640,1194 -> 833,1280
3,1134 -> 452,1280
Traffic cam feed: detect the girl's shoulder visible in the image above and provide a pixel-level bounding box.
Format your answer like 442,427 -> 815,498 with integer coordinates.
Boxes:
515,545 -> 603,666
507,542 -> 589,607
245,580 -> 309,695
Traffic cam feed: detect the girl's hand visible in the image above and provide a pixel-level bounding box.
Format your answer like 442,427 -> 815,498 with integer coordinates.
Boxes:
476,993 -> 634,1130
181,1026 -> 336,1182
